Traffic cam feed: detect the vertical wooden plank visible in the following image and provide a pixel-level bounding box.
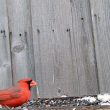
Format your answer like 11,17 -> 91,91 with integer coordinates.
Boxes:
6,0 -> 36,96
70,0 -> 99,95
31,0 -> 75,97
31,0 -> 99,98
0,0 -> 12,89
31,0 -> 57,97
90,0 -> 110,92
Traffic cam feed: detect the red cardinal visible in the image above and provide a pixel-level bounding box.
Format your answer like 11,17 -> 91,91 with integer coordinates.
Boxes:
0,78 -> 37,107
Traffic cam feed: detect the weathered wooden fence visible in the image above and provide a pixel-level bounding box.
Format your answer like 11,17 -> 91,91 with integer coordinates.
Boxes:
0,0 -> 109,98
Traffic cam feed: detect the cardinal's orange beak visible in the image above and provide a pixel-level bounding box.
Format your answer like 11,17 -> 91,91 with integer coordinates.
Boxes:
30,80 -> 37,87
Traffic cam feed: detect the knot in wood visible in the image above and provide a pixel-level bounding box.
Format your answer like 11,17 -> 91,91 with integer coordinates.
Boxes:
12,44 -> 25,53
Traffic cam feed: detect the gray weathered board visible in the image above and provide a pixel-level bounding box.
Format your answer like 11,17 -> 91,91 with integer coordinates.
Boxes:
90,0 -> 110,93
0,0 -> 109,98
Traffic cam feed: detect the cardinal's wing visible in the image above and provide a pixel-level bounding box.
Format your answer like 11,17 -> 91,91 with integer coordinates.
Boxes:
0,87 -> 22,102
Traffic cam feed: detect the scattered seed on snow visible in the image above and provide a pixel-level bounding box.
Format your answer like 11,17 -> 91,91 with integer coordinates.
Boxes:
22,107 -> 28,110
81,96 -> 96,103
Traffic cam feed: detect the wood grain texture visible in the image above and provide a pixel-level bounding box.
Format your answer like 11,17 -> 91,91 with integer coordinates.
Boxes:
0,0 -> 12,89
70,0 -> 99,95
0,0 -> 108,98
90,0 -> 110,92
6,0 -> 36,96
31,0 -> 76,97
31,0 -> 58,98
31,0 -> 99,98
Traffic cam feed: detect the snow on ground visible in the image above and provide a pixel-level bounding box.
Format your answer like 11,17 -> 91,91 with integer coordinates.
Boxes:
80,96 -> 97,103
98,93 -> 110,105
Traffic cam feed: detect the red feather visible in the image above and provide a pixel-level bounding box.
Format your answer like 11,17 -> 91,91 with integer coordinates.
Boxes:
0,78 -> 37,107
